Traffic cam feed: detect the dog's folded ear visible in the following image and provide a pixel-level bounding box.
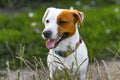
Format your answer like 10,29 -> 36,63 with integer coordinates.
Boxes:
42,7 -> 55,23
78,11 -> 84,23
72,10 -> 84,27
42,8 -> 50,23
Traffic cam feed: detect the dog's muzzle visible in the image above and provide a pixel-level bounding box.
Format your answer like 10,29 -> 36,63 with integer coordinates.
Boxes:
42,30 -> 69,49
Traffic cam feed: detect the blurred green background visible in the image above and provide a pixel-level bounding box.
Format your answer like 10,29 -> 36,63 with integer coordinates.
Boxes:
0,0 -> 120,69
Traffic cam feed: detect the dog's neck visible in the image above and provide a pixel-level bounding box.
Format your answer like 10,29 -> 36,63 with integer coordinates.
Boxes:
53,24 -> 80,52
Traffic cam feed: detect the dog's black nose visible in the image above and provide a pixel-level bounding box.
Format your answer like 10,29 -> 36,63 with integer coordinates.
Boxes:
43,31 -> 52,39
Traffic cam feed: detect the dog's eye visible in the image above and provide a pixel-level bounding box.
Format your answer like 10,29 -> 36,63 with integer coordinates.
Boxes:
58,20 -> 67,25
46,20 -> 49,23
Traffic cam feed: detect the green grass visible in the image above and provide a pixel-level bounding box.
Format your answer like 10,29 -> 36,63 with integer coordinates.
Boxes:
79,6 -> 120,61
0,5 -> 120,68
0,45 -> 120,80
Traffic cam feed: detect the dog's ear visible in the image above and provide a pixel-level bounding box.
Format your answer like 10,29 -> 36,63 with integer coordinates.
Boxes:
42,8 -> 50,23
71,10 -> 84,27
42,7 -> 54,23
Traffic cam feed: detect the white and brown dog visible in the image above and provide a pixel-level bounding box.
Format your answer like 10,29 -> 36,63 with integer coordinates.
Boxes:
42,7 -> 89,80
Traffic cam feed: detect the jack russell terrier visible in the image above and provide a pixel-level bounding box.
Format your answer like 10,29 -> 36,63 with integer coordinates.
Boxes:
42,7 -> 89,80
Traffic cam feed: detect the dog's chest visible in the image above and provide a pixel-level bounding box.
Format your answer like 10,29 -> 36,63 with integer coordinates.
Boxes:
47,48 -> 80,69
55,36 -> 77,51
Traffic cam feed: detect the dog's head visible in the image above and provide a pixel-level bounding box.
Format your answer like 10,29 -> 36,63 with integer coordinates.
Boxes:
42,7 -> 84,49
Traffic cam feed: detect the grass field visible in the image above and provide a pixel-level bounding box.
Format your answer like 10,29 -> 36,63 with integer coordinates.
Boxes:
0,46 -> 120,80
0,60 -> 120,80
0,1 -> 120,79
0,5 -> 120,68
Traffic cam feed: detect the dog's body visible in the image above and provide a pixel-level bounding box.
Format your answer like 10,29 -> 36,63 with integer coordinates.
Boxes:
42,7 -> 89,80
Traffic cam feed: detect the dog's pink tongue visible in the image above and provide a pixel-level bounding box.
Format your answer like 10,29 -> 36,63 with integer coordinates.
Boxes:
46,39 -> 57,49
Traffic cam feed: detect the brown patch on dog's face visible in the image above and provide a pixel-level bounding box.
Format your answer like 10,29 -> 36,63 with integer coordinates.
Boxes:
57,10 -> 82,38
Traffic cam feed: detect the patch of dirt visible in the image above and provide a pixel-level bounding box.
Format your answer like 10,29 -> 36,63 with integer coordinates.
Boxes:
88,60 -> 120,80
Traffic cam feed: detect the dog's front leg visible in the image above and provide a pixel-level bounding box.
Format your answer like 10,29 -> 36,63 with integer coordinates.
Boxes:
47,54 -> 56,79
79,69 -> 87,80
47,62 -> 53,80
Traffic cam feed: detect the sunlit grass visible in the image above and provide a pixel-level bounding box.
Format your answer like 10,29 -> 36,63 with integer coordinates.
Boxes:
0,44 -> 120,80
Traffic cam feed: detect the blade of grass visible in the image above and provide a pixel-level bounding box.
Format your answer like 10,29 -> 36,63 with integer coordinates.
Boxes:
94,58 -> 102,80
102,60 -> 111,80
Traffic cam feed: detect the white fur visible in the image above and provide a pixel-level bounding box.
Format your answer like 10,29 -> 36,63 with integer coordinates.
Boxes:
42,7 -> 63,39
42,7 -> 89,80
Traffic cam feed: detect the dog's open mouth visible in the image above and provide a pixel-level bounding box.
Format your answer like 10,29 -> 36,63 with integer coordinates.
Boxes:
45,32 -> 69,49
46,39 -> 57,49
